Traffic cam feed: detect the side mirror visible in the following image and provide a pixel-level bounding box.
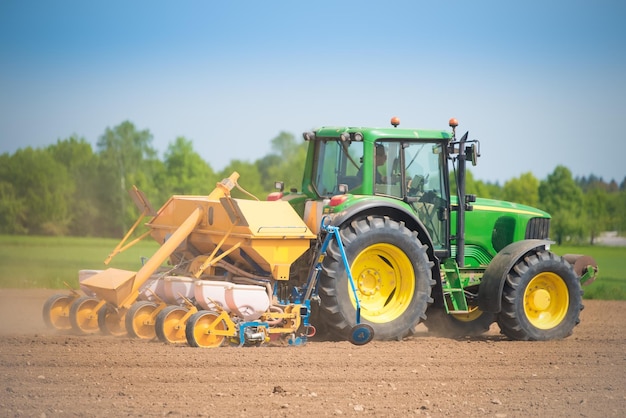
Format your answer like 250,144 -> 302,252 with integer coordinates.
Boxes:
465,143 -> 480,166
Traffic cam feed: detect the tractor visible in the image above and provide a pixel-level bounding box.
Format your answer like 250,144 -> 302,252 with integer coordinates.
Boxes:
42,117 -> 598,346
283,117 -> 597,342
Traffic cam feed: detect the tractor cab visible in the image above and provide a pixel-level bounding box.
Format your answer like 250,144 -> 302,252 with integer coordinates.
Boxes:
302,119 -> 453,251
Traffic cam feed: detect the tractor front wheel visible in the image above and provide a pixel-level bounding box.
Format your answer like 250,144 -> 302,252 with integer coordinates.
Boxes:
318,216 -> 434,341
497,250 -> 583,341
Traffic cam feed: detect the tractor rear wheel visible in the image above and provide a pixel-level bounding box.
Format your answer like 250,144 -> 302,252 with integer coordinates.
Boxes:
424,305 -> 495,337
318,216 -> 434,341
42,294 -> 76,331
497,250 -> 583,341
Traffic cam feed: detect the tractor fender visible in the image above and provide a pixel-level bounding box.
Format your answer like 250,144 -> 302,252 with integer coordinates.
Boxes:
328,199 -> 435,252
477,239 -> 551,313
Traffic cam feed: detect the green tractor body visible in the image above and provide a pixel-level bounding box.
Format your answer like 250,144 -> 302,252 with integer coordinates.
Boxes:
283,118 -> 597,341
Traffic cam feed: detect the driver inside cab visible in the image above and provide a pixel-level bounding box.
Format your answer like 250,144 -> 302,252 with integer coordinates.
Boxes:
374,144 -> 387,184
357,143 -> 388,184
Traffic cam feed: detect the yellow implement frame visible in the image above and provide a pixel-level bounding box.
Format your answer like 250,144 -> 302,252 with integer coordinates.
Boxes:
185,304 -> 306,347
81,171 -> 314,310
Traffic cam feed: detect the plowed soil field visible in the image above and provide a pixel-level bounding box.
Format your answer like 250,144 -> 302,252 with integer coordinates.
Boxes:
1,289 -> 624,417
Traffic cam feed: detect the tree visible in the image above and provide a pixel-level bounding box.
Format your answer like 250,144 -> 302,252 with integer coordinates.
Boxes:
162,137 -> 216,195
257,132 -> 307,192
583,187 -> 609,244
216,132 -> 308,198
0,147 -> 73,235
605,188 -> 626,233
265,132 -> 307,191
617,191 -> 626,232
0,179 -> 27,234
502,172 -> 539,207
96,121 -> 160,237
538,166 -> 584,244
47,136 -> 100,236
0,153 -> 27,233
218,160 -> 265,199
451,169 -> 502,199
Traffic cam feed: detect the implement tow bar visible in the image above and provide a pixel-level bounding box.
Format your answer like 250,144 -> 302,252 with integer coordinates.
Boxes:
310,219 -> 374,345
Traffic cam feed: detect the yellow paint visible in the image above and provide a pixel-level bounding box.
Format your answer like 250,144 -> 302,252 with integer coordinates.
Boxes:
472,205 -> 544,217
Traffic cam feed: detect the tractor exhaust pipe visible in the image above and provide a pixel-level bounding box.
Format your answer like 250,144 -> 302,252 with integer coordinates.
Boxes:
456,131 -> 468,268
450,118 -> 468,268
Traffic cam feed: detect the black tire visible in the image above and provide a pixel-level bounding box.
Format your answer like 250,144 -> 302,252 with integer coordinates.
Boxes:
97,305 -> 127,337
318,215 -> 435,341
497,250 -> 583,341
424,306 -> 495,338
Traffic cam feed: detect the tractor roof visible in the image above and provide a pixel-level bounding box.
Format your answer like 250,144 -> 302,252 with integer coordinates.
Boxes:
312,126 -> 453,142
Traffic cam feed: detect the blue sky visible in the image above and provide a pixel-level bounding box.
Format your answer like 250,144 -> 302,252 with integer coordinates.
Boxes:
1,1 -> 625,184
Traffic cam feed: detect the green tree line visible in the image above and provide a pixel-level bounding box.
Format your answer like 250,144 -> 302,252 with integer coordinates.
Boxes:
1,120 -> 624,244
462,168 -> 626,244
0,121 -> 305,237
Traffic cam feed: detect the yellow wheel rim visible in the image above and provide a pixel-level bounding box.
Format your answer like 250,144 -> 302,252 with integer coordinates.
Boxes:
160,307 -> 189,344
349,243 -> 415,324
452,305 -> 484,323
73,299 -> 100,333
131,304 -> 157,339
102,309 -> 127,337
44,295 -> 73,330
524,272 -> 569,329
190,312 -> 226,348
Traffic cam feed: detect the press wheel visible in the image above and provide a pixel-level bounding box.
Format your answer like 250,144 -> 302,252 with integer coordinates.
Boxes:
185,310 -> 227,348
126,301 -> 159,339
69,296 -> 101,334
155,305 -> 190,344
97,305 -> 127,337
42,294 -> 76,331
